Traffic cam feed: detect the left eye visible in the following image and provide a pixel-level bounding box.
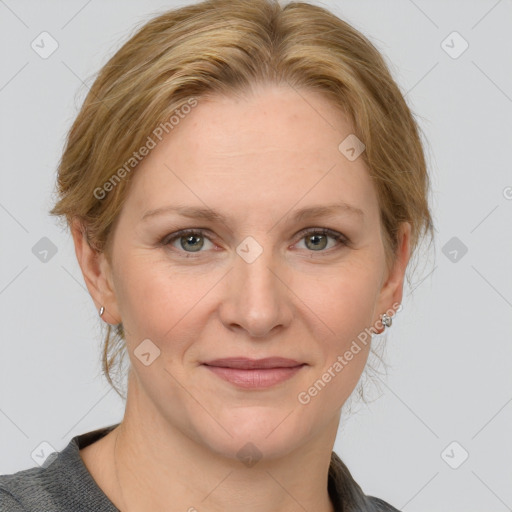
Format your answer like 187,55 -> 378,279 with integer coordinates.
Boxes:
295,228 -> 347,252
162,229 -> 213,253
161,228 -> 347,255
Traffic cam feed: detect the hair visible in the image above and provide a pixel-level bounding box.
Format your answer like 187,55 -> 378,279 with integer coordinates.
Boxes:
49,0 -> 435,401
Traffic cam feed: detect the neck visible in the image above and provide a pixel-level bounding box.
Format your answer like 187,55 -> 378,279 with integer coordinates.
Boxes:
108,372 -> 338,512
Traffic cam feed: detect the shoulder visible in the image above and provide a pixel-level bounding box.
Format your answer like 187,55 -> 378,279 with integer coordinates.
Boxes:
328,451 -> 402,512
0,448 -> 75,511
0,486 -> 26,511
0,424 -> 119,512
367,495 -> 402,511
0,460 -> 57,511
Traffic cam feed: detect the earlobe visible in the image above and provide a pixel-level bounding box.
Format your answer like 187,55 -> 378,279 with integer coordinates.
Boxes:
374,222 -> 411,333
70,219 -> 121,325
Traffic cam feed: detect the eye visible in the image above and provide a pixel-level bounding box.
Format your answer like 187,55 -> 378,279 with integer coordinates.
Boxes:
160,227 -> 348,256
161,229 -> 215,254
294,228 -> 348,252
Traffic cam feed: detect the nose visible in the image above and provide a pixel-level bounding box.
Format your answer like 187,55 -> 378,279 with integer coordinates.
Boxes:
218,240 -> 293,338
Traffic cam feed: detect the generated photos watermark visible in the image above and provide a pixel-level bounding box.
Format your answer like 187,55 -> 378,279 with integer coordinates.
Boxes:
93,97 -> 198,200
297,301 -> 402,405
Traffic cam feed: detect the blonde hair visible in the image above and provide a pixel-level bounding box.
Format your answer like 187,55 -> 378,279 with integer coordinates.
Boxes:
50,0 -> 434,399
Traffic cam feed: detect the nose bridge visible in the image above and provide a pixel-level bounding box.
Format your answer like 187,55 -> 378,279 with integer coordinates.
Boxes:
221,234 -> 291,336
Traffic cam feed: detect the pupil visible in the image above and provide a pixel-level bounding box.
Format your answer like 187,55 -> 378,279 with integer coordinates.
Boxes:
182,235 -> 203,252
308,234 -> 326,250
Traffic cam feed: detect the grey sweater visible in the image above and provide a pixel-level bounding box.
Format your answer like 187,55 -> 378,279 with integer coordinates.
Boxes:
0,424 -> 401,511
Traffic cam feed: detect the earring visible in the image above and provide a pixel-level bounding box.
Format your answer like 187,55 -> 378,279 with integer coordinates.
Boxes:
381,313 -> 392,328
99,306 -> 105,317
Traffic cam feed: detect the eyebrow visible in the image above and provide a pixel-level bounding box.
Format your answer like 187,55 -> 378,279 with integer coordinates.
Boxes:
141,202 -> 364,224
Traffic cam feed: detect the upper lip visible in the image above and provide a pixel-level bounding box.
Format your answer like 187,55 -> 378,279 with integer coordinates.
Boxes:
202,357 -> 305,369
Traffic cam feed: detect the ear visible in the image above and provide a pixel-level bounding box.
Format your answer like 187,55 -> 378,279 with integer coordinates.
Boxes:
70,219 -> 121,325
373,222 -> 411,334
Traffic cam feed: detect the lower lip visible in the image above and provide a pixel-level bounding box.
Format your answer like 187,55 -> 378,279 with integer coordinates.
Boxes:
203,364 -> 305,389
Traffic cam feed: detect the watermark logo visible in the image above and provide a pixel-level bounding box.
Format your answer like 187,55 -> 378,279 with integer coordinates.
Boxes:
442,236 -> 468,263
93,97 -> 198,200
441,441 -> 469,469
236,236 -> 264,264
338,134 -> 365,161
441,31 -> 469,60
31,441 -> 58,468
134,338 -> 161,366
31,31 -> 59,59
236,442 -> 263,468
32,237 -> 58,263
297,301 -> 402,405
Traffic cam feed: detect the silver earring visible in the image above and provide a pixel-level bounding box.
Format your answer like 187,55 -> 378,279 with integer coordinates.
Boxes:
99,306 -> 105,317
381,313 -> 392,328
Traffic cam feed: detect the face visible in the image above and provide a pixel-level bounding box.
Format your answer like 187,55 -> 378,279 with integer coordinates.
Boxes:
77,83 -> 410,461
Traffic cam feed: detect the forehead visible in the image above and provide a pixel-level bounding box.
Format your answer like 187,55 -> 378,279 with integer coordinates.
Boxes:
124,84 -> 379,225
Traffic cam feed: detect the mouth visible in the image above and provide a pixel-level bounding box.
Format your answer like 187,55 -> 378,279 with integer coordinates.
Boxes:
202,357 -> 304,369
201,357 -> 307,389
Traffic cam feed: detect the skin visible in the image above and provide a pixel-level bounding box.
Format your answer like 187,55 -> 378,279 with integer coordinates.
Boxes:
73,83 -> 411,512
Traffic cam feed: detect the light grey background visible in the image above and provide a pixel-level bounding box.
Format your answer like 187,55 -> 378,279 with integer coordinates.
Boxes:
1,1 -> 511,511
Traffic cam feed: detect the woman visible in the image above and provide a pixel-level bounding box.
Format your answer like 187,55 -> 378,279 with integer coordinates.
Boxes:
0,0 -> 433,510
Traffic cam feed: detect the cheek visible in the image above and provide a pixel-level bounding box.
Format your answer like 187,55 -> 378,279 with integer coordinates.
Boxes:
113,255 -> 214,346
301,288 -> 374,412
293,263 -> 378,391
111,254 -> 166,337
296,261 -> 380,338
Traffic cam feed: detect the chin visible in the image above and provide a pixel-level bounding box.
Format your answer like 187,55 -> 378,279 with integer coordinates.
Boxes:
192,408 -> 309,464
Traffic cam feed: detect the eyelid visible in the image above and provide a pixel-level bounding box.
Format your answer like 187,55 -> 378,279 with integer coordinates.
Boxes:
160,227 -> 349,254
294,227 -> 348,245
160,228 -> 215,247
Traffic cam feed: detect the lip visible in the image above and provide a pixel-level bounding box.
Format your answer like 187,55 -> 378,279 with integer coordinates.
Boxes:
201,357 -> 306,389
202,357 -> 304,369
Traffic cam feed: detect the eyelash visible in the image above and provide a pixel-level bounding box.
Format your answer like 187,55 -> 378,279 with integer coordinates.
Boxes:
159,227 -> 348,257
